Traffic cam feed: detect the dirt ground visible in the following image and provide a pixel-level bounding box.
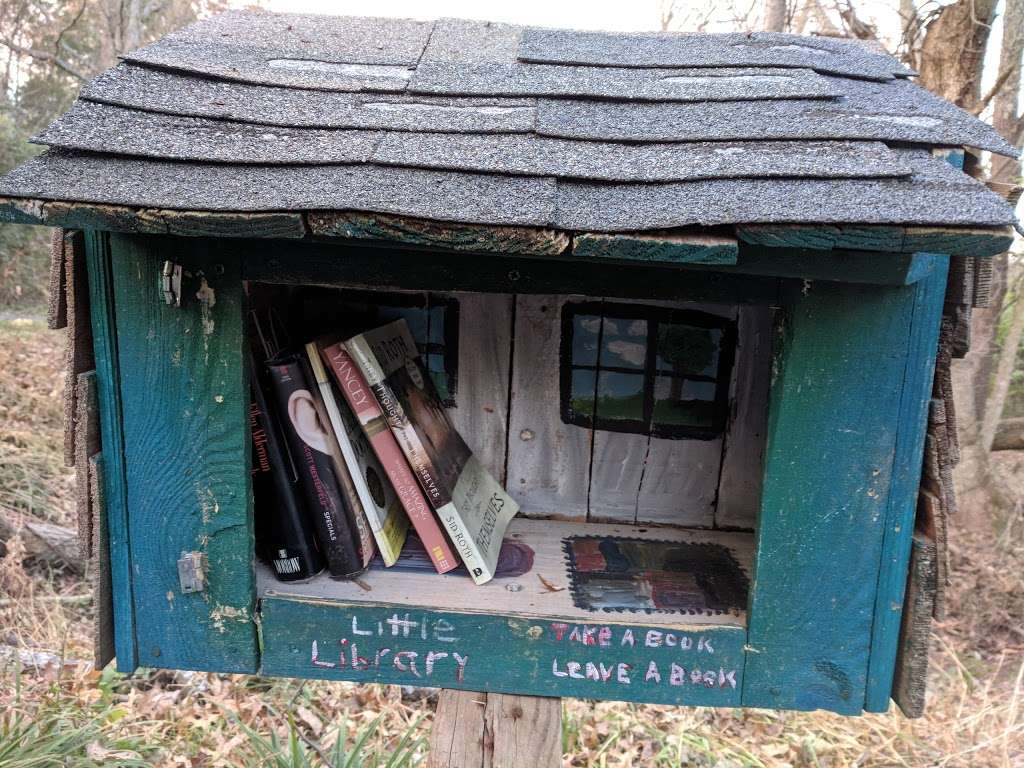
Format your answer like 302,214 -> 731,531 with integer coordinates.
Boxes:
1,315 -> 1021,767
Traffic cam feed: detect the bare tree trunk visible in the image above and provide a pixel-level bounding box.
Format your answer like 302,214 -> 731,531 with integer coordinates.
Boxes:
916,0 -> 1002,522
992,0 -> 1023,187
764,0 -> 788,31
917,0 -> 999,111
982,284 -> 1024,450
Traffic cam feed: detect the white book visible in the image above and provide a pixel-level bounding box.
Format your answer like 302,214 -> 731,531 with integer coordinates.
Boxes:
305,342 -> 407,566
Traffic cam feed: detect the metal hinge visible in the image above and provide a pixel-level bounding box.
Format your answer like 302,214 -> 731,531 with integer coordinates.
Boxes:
162,261 -> 183,306
177,551 -> 207,593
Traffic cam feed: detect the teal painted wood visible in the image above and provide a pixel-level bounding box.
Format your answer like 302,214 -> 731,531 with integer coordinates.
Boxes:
109,234 -> 257,673
864,255 -> 949,712
731,247 -> 938,286
0,197 -> 43,224
236,239 -> 782,305
84,230 -> 138,672
933,148 -> 965,170
259,597 -> 745,706
735,224 -> 1011,257
742,279 -> 919,715
572,232 -> 738,265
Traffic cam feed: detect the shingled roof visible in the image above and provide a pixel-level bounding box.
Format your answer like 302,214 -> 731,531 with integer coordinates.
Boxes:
0,11 -> 1018,236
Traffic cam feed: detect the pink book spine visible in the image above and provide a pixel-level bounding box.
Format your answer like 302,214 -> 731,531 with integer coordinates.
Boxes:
321,342 -> 458,574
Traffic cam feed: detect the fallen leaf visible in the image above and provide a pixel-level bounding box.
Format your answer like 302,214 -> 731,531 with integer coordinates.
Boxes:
538,574 -> 565,593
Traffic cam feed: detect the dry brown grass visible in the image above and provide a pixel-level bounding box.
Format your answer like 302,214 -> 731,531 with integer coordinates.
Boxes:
1,318 -> 1022,767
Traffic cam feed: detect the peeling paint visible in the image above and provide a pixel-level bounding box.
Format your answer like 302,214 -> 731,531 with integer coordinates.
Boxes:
195,484 -> 220,524
196,278 -> 217,360
210,604 -> 250,633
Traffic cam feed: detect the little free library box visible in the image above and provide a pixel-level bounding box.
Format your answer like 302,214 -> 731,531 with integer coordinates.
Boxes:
1,11 -> 1018,718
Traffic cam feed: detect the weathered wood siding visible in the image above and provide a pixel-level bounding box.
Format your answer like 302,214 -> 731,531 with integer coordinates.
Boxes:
742,279 -> 921,715
110,234 -> 257,673
444,292 -> 514,483
507,295 -> 593,521
505,295 -> 767,528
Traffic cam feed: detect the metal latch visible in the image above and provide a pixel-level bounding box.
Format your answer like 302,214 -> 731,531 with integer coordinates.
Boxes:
162,261 -> 183,306
177,551 -> 207,593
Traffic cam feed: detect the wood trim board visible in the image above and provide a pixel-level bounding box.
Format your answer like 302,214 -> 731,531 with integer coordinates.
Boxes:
742,278 -> 920,715
84,230 -> 137,671
109,234 -> 257,673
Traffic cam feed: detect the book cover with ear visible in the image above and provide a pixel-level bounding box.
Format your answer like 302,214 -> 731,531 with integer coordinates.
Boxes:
265,353 -> 364,579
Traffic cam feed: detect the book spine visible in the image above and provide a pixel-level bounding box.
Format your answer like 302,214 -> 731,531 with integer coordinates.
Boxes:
303,344 -> 377,567
323,342 -> 458,574
265,355 -> 364,579
248,356 -> 324,582
435,500 -> 492,585
306,342 -> 400,565
344,335 -> 447,506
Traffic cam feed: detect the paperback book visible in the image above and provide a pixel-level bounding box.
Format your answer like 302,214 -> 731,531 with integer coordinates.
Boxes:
265,353 -> 365,578
344,320 -> 519,585
321,340 -> 458,575
306,341 -> 408,566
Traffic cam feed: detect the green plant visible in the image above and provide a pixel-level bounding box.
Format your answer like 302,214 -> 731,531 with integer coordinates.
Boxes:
0,663 -> 151,767
228,707 -> 425,768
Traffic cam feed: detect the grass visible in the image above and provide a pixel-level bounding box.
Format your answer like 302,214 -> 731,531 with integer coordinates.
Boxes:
0,315 -> 72,525
0,317 -> 1022,766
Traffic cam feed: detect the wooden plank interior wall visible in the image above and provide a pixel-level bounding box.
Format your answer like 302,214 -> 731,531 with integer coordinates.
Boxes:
503,295 -> 768,529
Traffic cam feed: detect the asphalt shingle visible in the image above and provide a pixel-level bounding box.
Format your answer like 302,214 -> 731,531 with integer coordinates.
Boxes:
0,11 -> 1016,234
518,28 -> 913,80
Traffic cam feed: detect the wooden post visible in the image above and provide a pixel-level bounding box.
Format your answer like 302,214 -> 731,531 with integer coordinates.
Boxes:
427,690 -> 561,768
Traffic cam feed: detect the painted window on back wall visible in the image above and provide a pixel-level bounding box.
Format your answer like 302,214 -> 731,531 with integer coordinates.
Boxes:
328,290 -> 460,406
560,302 -> 736,440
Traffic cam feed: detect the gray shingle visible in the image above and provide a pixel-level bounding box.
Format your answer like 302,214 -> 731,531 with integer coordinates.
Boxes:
124,11 -> 433,92
36,100 -> 918,182
414,19 -> 842,101
33,102 -> 382,164
554,152 -> 1014,231
0,149 -> 1012,233
81,65 -> 538,133
421,18 -> 524,64
410,63 -> 842,101
0,150 -> 557,226
372,133 -> 913,181
519,28 -> 911,80
536,77 -> 1019,156
0,10 -> 1015,236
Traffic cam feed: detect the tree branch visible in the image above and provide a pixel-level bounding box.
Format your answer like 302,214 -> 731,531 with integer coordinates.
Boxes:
0,37 -> 87,81
973,60 -> 1021,115
54,0 -> 89,59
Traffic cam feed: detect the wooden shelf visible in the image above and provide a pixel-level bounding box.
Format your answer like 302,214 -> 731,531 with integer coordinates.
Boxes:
258,517 -> 754,631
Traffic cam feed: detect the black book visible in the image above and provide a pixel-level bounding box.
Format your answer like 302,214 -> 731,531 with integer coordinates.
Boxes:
249,354 -> 324,582
265,353 -> 365,579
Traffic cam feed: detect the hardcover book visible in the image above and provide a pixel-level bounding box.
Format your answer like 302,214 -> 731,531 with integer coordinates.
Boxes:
321,340 -> 458,575
248,354 -> 324,582
306,341 -> 408,566
265,353 -> 365,578
344,320 -> 519,585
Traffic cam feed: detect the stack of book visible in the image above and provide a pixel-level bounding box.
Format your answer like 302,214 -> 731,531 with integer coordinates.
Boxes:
249,312 -> 518,586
